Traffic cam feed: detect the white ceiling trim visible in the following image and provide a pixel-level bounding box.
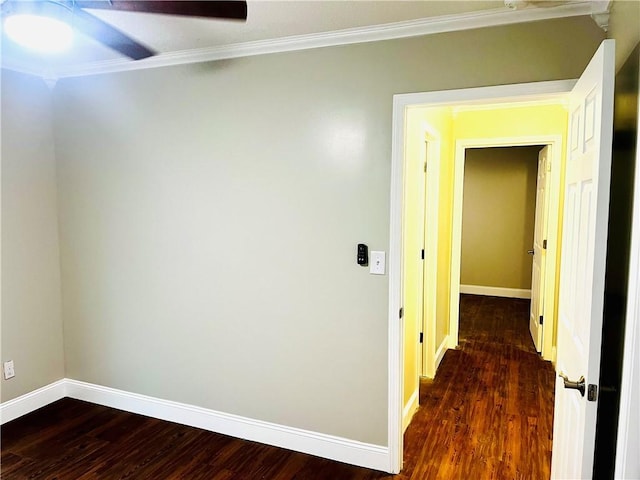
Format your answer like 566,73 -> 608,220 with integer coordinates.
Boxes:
1,56 -> 49,78
3,1 -> 604,80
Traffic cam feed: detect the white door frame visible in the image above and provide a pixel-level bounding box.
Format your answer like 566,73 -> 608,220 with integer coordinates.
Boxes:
421,128 -> 441,379
449,136 -> 563,362
388,79 -> 575,473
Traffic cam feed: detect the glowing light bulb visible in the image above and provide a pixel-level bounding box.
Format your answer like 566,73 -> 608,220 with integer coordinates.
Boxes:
4,14 -> 73,53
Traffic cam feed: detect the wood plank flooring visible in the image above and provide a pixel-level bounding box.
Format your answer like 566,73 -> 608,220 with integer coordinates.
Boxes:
0,294 -> 555,479
400,294 -> 556,480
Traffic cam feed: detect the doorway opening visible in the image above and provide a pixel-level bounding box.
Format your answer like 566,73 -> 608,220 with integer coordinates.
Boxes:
458,145 -> 547,351
399,101 -> 568,435
449,135 -> 564,365
389,40 -> 616,478
403,116 -> 566,476
388,79 -> 577,473
398,98 -> 568,479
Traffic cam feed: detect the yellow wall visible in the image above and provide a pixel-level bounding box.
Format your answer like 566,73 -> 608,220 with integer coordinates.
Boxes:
402,106 -> 452,414
461,146 -> 541,289
453,105 -> 569,139
402,108 -> 427,413
452,104 -> 568,351
405,104 -> 568,389
434,112 -> 454,351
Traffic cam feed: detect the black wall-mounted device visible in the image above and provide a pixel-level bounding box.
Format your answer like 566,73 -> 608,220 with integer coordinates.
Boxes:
357,244 -> 368,266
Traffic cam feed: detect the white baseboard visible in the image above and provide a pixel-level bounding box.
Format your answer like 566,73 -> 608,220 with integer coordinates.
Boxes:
1,379 -> 389,472
434,336 -> 449,372
402,389 -> 419,433
460,284 -> 531,299
0,379 -> 66,424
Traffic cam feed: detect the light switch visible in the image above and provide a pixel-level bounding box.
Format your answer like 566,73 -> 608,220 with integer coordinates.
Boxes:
370,251 -> 385,275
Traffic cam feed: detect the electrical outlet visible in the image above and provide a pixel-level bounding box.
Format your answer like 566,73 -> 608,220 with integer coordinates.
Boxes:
3,360 -> 15,380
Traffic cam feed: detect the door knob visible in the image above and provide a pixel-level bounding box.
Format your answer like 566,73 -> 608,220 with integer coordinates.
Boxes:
527,249 -> 534,255
559,373 -> 585,397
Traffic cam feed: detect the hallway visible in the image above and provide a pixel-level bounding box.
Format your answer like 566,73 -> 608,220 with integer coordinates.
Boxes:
400,294 -> 556,479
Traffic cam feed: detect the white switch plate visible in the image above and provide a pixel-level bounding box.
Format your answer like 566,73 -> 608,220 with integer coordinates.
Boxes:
3,360 -> 15,380
370,251 -> 386,275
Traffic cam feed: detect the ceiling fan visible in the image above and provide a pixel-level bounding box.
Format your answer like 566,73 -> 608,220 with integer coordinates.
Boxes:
0,0 -> 248,60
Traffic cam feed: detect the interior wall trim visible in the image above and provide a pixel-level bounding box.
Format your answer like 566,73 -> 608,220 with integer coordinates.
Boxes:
459,285 -> 532,299
0,379 -> 66,424
434,335 -> 449,374
0,379 -> 390,473
401,388 -> 419,433
1,2 -> 600,80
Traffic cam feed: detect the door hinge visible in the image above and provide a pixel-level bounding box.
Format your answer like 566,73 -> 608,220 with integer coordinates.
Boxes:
421,249 -> 425,260
399,307 -> 404,319
424,162 -> 427,173
539,315 -> 544,325
543,239 -> 548,249
419,332 -> 423,344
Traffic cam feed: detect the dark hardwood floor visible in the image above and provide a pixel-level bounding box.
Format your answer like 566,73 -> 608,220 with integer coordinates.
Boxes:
400,294 -> 556,480
1,294 -> 555,479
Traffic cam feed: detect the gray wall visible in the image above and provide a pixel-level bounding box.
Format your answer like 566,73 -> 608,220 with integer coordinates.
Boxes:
1,70 -> 65,402
461,147 -> 540,290
52,17 -> 603,446
0,16 -> 604,444
609,0 -> 640,71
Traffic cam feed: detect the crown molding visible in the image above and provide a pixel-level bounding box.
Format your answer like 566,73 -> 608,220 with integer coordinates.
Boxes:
0,60 -> 58,89
1,56 -> 45,78
2,1 -> 603,80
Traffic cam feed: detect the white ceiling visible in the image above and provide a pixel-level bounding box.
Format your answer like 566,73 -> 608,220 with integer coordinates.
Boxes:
0,0 -> 607,78
87,1 -> 506,50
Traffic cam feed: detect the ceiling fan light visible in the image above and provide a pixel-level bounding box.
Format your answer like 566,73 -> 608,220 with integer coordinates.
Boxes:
4,14 -> 73,53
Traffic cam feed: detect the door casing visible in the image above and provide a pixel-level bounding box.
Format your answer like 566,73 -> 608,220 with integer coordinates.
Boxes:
449,135 -> 563,362
388,79 -> 575,473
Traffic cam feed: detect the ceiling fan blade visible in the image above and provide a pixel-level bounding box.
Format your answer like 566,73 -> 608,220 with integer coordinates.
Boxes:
72,7 -> 155,60
74,1 -> 248,21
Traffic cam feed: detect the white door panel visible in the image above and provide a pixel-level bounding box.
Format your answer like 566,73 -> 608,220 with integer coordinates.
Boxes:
550,39 -> 615,479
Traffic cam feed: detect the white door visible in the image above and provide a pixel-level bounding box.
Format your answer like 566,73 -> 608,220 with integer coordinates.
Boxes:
551,39 -> 615,479
530,146 -> 549,353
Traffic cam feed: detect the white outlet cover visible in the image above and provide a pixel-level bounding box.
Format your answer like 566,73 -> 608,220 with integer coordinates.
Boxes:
370,251 -> 386,275
3,360 -> 15,380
